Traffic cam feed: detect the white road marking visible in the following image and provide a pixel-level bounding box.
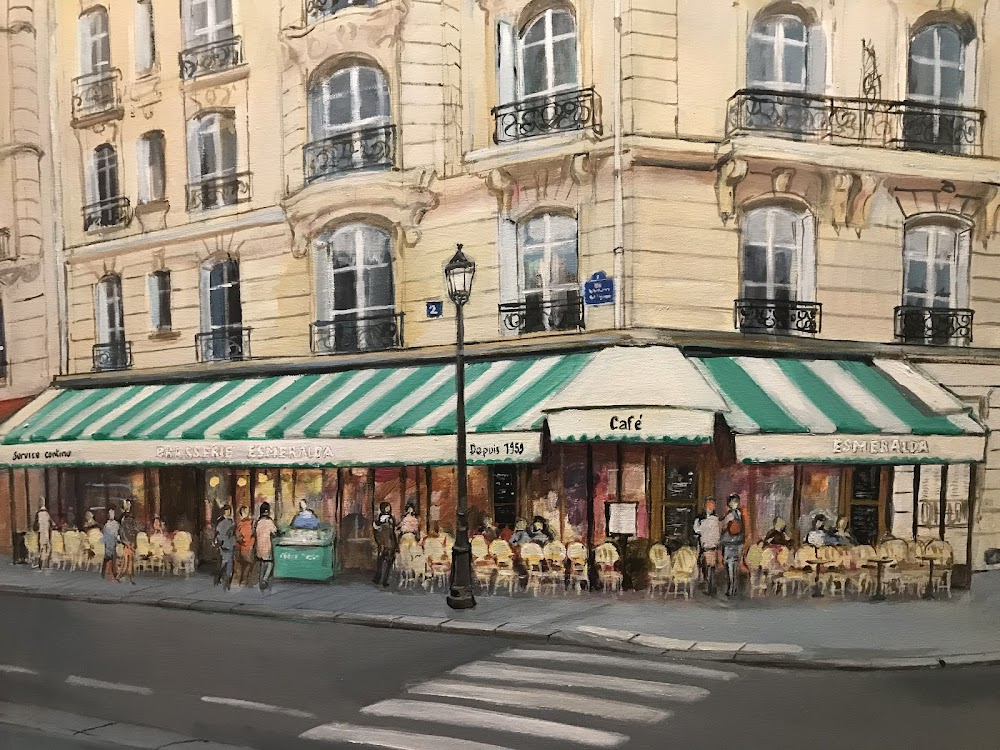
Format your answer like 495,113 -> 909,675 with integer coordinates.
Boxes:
409,679 -> 672,724
498,648 -> 739,681
450,662 -> 710,702
300,722 -> 518,750
361,699 -> 628,748
200,696 -> 316,719
0,665 -> 38,676
65,675 -> 153,695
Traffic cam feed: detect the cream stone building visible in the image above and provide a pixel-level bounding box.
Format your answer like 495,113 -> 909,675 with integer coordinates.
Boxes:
4,0 -> 1000,582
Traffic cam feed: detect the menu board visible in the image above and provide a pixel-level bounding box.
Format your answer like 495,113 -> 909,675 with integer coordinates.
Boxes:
850,504 -> 879,547
607,502 -> 638,536
491,466 -> 517,528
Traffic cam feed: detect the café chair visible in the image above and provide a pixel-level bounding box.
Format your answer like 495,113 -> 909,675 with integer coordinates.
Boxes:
63,530 -> 83,571
171,531 -> 196,576
422,536 -> 450,592
24,532 -> 39,567
471,534 -> 496,592
489,539 -> 517,596
135,532 -> 153,572
50,531 -> 66,569
924,539 -> 954,597
647,543 -> 672,596
594,542 -> 622,593
667,546 -> 697,599
542,540 -> 567,594
566,541 -> 589,594
521,542 -> 546,596
744,542 -> 767,597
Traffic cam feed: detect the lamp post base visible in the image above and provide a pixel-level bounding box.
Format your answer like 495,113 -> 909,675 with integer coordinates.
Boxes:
446,588 -> 476,609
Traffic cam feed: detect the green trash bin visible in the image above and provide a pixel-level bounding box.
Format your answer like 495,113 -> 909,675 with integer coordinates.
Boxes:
273,526 -> 338,582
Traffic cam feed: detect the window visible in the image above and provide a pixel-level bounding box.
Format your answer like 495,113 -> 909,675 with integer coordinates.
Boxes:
135,0 -> 156,74
148,270 -> 172,332
137,131 -> 165,204
740,206 -> 815,303
309,63 -> 390,141
313,223 -> 396,352
95,275 -> 125,346
518,7 -> 578,98
516,213 -> 580,332
184,0 -> 234,47
187,111 -> 238,208
909,23 -> 968,107
78,7 -> 111,75
902,222 -> 969,309
85,144 -> 125,229
200,257 -> 244,360
747,13 -> 809,92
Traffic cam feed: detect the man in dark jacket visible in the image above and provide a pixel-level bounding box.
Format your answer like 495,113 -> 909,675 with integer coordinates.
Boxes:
214,506 -> 236,590
372,502 -> 397,587
721,494 -> 746,597
116,499 -> 138,584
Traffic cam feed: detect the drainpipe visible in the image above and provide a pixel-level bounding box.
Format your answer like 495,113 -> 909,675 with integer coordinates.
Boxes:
612,0 -> 625,329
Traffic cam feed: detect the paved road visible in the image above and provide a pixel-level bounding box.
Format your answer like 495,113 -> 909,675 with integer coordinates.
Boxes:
1,593 -> 999,750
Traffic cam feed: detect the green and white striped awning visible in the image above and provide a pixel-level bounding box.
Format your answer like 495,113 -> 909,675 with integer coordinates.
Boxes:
0,354 -> 593,468
693,355 -> 985,464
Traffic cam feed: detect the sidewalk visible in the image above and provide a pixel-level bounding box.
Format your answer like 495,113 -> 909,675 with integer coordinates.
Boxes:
3,563 -> 1000,670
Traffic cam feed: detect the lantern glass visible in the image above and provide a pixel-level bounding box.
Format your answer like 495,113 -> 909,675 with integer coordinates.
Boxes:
445,246 -> 476,305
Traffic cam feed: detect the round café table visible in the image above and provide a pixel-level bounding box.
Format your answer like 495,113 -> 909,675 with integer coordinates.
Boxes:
919,555 -> 938,600
807,558 -> 827,598
864,556 -> 895,602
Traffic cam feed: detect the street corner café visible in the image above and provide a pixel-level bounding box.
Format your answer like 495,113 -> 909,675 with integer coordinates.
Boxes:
0,345 -> 986,586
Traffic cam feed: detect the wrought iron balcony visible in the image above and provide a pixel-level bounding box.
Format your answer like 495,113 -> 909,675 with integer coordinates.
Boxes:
499,294 -> 584,335
735,298 -> 822,335
726,89 -> 984,155
894,306 -> 973,346
179,36 -> 244,80
195,326 -> 252,363
303,125 -> 395,183
310,311 -> 404,355
186,172 -> 252,211
71,69 -> 122,123
493,87 -> 603,144
305,0 -> 375,23
92,341 -> 133,372
82,197 -> 131,232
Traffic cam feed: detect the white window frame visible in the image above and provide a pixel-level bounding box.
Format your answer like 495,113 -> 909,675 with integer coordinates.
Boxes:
314,223 -> 395,321
908,23 -> 968,106
187,111 -> 237,183
95,275 -> 125,345
148,270 -> 171,332
517,7 -> 579,99
747,13 -> 809,92
309,65 -> 390,141
740,205 -> 816,302
184,0 -> 234,47
134,0 -> 156,74
89,144 -> 120,206
137,131 -> 165,204
200,258 -> 241,333
78,7 -> 111,76
902,221 -> 970,309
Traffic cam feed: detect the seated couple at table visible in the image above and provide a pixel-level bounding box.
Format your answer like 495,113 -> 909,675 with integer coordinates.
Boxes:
762,515 -> 856,548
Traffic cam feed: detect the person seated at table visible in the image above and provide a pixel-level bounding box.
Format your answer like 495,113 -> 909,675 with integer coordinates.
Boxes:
762,517 -> 791,547
290,499 -> 320,530
150,516 -> 165,535
805,515 -> 828,547
828,515 -> 856,547
83,511 -> 100,531
530,515 -> 554,544
399,503 -> 421,538
477,515 -> 499,544
508,518 -> 532,547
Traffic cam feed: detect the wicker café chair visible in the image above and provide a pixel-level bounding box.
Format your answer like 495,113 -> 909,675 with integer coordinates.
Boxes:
647,543 -> 672,596
542,540 -> 567,594
773,547 -> 813,597
471,534 -> 496,592
668,546 -> 697,599
924,539 -> 955,597
489,539 -> 517,596
521,542 -> 546,596
49,531 -> 66,569
744,542 -> 767,597
566,541 -> 590,594
594,542 -> 623,593
62,530 -> 84,571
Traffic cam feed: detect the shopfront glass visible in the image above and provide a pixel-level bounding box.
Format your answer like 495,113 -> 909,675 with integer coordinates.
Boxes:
562,446 -> 588,543
798,466 -> 841,539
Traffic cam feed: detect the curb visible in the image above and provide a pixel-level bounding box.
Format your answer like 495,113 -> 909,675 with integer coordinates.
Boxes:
3,585 -> 997,671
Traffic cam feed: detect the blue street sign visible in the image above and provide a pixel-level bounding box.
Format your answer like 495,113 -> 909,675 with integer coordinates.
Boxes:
583,271 -> 615,306
426,300 -> 444,319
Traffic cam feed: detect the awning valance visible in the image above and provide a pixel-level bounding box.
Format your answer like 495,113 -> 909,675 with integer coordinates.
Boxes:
544,346 -> 726,443
692,355 -> 985,464
0,354 -> 592,468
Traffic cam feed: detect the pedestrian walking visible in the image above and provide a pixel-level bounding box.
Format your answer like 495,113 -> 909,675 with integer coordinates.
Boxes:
116,499 -> 138,584
35,502 -> 53,570
693,499 -> 721,595
721,493 -> 746,597
372,502 -> 397,587
234,506 -> 255,586
214,506 -> 236,590
254,502 -> 277,591
100,509 -> 120,581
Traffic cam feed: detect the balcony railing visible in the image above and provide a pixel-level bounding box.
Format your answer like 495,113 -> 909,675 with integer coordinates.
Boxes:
894,306 -> 973,346
303,125 -> 395,183
83,197 -> 131,231
179,36 -> 244,80
499,294 -> 585,335
310,311 -> 404,355
735,298 -> 822,335
195,326 -> 252,363
493,87 -> 603,144
71,69 -> 122,123
726,89 -> 984,155
305,0 -> 375,23
92,341 -> 133,372
186,172 -> 252,211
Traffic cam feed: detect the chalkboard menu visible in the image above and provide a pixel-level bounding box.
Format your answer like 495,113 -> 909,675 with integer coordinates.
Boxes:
850,504 -> 879,547
491,466 -> 517,528
851,466 -> 881,501
664,504 -> 696,549
666,464 -> 697,501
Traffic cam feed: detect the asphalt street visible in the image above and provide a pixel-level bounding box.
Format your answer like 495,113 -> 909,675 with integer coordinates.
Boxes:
0,593 -> 998,750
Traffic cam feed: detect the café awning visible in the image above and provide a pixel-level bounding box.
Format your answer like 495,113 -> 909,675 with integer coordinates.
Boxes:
544,346 -> 727,443
692,355 -> 986,464
0,354 -> 593,468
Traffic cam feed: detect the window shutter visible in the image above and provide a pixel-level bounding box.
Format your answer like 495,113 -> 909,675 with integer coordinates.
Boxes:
95,281 -> 111,344
798,212 -> 817,302
135,0 -> 156,74
220,114 -> 238,175
497,20 -> 516,105
957,225 -> 972,306
186,117 -> 201,183
137,137 -> 150,203
308,79 -> 326,142
314,238 -> 335,321
78,15 -> 91,74
807,24 -> 827,94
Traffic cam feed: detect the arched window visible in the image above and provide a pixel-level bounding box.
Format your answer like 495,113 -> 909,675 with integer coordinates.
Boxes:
95,275 -> 128,370
906,22 -> 973,153
199,257 -> 245,360
187,110 -> 239,209
78,7 -> 111,75
85,144 -> 124,230
515,213 -> 580,333
137,131 -> 166,204
747,13 -> 809,92
306,63 -> 392,180
899,220 -> 971,344
312,223 -> 396,353
519,7 -> 578,98
739,205 -> 816,332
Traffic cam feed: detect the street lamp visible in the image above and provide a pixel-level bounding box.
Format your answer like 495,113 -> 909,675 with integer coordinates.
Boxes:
445,244 -> 476,610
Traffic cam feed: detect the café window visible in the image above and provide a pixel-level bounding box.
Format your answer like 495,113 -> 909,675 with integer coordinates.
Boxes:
663,454 -> 698,547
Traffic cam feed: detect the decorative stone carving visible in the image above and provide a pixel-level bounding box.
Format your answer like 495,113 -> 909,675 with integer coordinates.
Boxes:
715,157 -> 748,225
282,168 -> 440,257
849,174 -> 879,236
184,82 -> 241,113
476,0 -> 533,20
484,168 -> 514,214
829,172 -> 854,232
771,167 -> 795,195
890,178 -> 996,245
0,260 -> 40,287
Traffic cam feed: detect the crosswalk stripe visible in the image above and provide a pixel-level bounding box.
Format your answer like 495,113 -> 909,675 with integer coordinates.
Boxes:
409,679 -> 672,724
451,662 -> 710,702
361,699 -> 628,748
498,648 -> 739,681
299,722 -> 519,750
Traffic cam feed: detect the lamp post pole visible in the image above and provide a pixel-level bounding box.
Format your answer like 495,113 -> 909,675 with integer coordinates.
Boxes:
446,245 -> 476,610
